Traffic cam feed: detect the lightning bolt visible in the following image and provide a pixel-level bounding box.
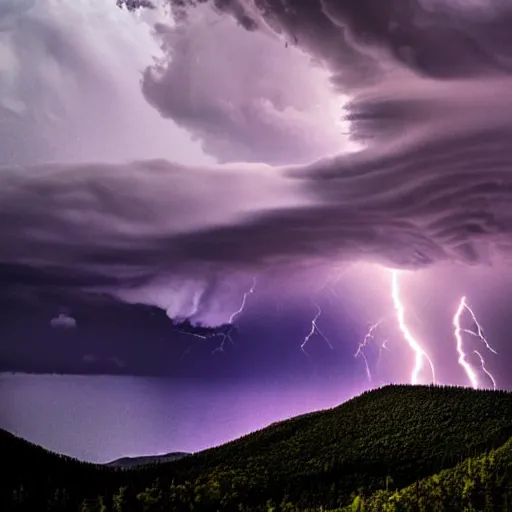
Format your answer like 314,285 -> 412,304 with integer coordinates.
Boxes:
177,330 -> 206,340
453,297 -> 479,389
461,302 -> 498,355
212,328 -> 235,355
300,303 -> 333,356
358,351 -> 372,382
177,326 -> 235,356
453,296 -> 497,389
172,276 -> 255,356
229,276 -> 257,324
354,319 -> 383,383
215,275 -> 256,353
391,270 -> 436,385
473,350 -> 497,390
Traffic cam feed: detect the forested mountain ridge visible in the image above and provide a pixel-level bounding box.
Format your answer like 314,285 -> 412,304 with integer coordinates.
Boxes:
2,384 -> 512,511
341,434 -> 512,512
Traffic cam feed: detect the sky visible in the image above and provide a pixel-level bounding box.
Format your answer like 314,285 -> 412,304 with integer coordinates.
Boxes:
2,0 -> 512,461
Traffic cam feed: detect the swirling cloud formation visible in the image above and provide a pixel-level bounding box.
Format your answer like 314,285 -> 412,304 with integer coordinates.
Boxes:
3,0 -> 512,324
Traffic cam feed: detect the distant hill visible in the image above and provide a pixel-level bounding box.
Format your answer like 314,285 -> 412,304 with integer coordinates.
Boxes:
105,452 -> 190,468
2,384 -> 512,511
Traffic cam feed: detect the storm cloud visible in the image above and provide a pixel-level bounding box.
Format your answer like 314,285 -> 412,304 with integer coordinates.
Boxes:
3,0 -> 512,325
140,4 -> 350,165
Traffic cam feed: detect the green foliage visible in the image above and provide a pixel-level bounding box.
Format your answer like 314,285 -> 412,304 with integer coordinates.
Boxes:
1,384 -> 512,511
340,435 -> 512,512
112,486 -> 128,512
350,495 -> 362,512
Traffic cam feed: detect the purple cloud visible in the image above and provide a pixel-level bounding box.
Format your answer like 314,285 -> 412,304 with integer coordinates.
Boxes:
3,0 -> 512,327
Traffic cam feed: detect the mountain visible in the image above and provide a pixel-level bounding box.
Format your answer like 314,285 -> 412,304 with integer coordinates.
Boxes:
105,452 -> 190,468
2,384 -> 512,511
346,435 -> 512,512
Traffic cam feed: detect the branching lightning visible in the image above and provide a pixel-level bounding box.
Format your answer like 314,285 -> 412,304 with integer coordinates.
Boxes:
453,296 -> 497,389
229,276 -> 257,324
357,351 -> 372,382
391,270 -> 436,385
212,328 -> 235,355
453,297 -> 479,389
208,276 -> 257,356
209,276 -> 257,355
171,277 -> 256,358
175,264 -> 498,391
300,303 -> 333,356
462,302 -> 497,355
354,319 -> 383,382
473,350 -> 497,390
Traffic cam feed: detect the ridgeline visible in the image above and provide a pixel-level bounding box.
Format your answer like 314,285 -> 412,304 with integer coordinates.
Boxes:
2,384 -> 512,511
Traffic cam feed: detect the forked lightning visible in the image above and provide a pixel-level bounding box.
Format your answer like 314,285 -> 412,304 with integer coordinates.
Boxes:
453,296 -> 497,389
300,303 -> 333,356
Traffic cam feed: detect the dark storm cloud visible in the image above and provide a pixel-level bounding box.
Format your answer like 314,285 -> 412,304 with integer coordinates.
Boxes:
5,0 -> 512,324
0,157 -> 310,321
143,0 -> 512,147
3,94 -> 512,289
191,0 -> 512,82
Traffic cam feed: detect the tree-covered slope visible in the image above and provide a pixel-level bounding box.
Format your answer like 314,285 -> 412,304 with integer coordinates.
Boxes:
158,385 -> 512,501
342,434 -> 512,512
0,428 -> 115,510
2,384 -> 512,511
